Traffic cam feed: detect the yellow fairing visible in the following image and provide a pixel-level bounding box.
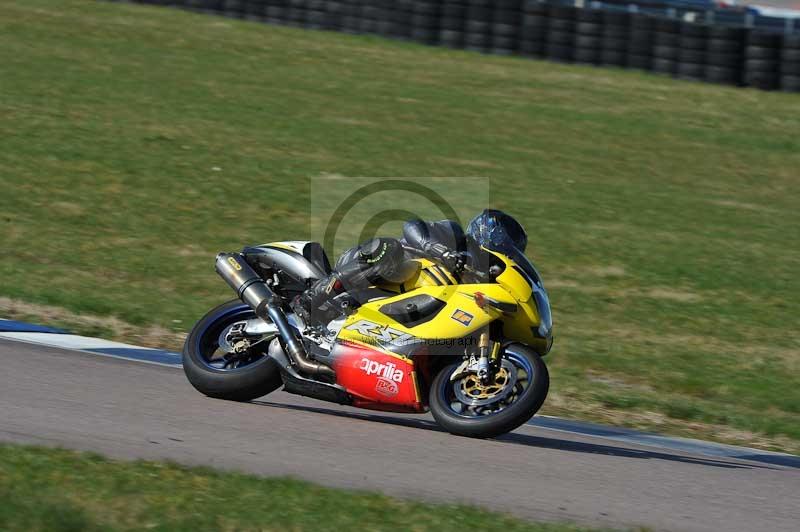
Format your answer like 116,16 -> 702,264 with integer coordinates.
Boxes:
338,253 -> 547,353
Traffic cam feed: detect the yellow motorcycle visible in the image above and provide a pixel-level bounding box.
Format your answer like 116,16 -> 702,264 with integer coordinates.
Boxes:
183,232 -> 552,438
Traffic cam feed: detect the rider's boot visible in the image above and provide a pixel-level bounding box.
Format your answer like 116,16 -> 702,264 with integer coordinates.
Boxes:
292,273 -> 345,328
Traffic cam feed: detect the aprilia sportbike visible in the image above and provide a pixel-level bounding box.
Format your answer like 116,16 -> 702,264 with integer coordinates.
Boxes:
183,237 -> 553,438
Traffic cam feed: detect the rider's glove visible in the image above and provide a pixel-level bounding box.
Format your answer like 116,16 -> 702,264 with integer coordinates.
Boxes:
425,243 -> 466,274
441,250 -> 467,274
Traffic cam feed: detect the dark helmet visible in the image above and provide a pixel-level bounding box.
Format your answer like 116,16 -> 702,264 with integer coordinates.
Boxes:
465,209 -> 528,253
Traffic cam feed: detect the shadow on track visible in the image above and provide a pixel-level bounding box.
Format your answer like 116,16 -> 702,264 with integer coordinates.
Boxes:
253,400 -> 769,471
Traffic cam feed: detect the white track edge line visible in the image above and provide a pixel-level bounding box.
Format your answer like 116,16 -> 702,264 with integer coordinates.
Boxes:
0,334 -> 181,369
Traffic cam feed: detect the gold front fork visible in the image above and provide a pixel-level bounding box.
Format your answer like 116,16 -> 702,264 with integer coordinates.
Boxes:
478,328 -> 497,385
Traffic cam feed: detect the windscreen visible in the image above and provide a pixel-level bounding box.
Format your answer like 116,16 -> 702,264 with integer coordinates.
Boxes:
470,232 -> 552,339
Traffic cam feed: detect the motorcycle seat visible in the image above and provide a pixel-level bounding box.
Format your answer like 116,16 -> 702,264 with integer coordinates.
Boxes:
303,242 -> 332,275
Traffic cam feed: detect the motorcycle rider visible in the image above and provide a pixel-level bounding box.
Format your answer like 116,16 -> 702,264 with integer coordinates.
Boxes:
295,210 -> 527,327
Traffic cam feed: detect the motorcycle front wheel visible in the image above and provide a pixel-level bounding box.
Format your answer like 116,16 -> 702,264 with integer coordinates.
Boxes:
429,343 -> 549,438
182,299 -> 283,402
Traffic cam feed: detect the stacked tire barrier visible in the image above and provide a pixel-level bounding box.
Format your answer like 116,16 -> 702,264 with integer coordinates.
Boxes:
410,1 -> 440,44
492,1 -> 522,55
677,21 -> 707,81
117,0 -> 800,92
783,35 -> 800,92
744,31 -> 782,90
464,0 -> 491,52
627,13 -> 655,71
601,10 -> 628,67
706,26 -> 746,86
438,1 -> 466,48
652,18 -> 679,76
573,8 -> 603,65
519,1 -> 548,58
545,5 -> 575,63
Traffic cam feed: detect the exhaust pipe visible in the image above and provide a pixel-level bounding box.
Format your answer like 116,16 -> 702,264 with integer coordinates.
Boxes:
215,253 -> 335,380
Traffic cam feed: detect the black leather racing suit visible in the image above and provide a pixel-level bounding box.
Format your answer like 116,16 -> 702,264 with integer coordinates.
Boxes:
296,219 -> 467,325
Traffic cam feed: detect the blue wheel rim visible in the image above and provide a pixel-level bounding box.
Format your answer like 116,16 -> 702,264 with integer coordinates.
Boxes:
438,350 -> 534,419
194,303 -> 263,372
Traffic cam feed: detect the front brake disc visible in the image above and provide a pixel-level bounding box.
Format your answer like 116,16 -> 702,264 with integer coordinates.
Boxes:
453,359 -> 518,407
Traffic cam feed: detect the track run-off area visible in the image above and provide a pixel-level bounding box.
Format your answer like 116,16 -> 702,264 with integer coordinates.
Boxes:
1,334 -> 798,532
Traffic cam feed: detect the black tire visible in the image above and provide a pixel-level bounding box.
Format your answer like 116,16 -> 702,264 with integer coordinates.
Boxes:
603,24 -> 628,40
629,30 -> 653,48
411,28 -> 437,43
265,6 -> 285,23
653,45 -> 678,60
603,35 -> 627,51
520,24 -> 546,42
183,300 -> 283,402
677,62 -> 705,80
413,0 -> 439,16
601,49 -> 626,66
439,29 -> 464,47
440,17 -> 464,30
575,35 -> 600,48
548,30 -> 574,45
653,57 -> 676,75
493,22 -> 518,37
576,22 -> 603,36
679,49 -> 706,64
519,38 -> 545,56
680,36 -> 707,51
744,58 -> 779,72
493,11 -> 520,27
549,5 -> 575,20
548,18 -> 575,32
523,0 -> 547,15
429,344 -> 549,438
522,13 -> 547,29
782,62 -> 800,76
654,32 -> 679,47
576,8 -> 602,23
709,26 -> 744,40
574,47 -> 600,64
546,43 -> 573,61
680,21 -> 707,38
783,49 -> 800,63
603,11 -> 629,26
744,71 -> 779,90
706,65 -> 740,85
464,33 -> 489,47
492,35 -> 517,51
707,51 -> 742,68
306,10 -> 326,28
781,75 -> 800,92
747,31 -> 782,48
630,13 -> 654,32
746,45 -> 781,60
708,38 -> 742,54
412,14 -> 438,30
466,20 -> 489,33
467,6 -> 490,20
627,53 -> 652,70
442,3 -> 465,19
785,34 -> 800,49
654,18 -> 679,34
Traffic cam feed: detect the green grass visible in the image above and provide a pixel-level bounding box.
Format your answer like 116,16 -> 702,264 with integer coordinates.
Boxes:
1,1 -> 799,451
0,444 -> 609,532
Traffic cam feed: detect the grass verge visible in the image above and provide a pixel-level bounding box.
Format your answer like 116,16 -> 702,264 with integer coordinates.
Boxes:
0,443 -> 616,532
1,1 -> 799,452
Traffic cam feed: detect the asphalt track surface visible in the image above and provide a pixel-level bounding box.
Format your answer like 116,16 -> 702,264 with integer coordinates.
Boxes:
2,339 -> 798,532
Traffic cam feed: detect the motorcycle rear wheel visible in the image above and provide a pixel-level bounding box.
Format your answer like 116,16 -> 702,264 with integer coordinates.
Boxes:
183,299 -> 283,401
429,344 -> 549,438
